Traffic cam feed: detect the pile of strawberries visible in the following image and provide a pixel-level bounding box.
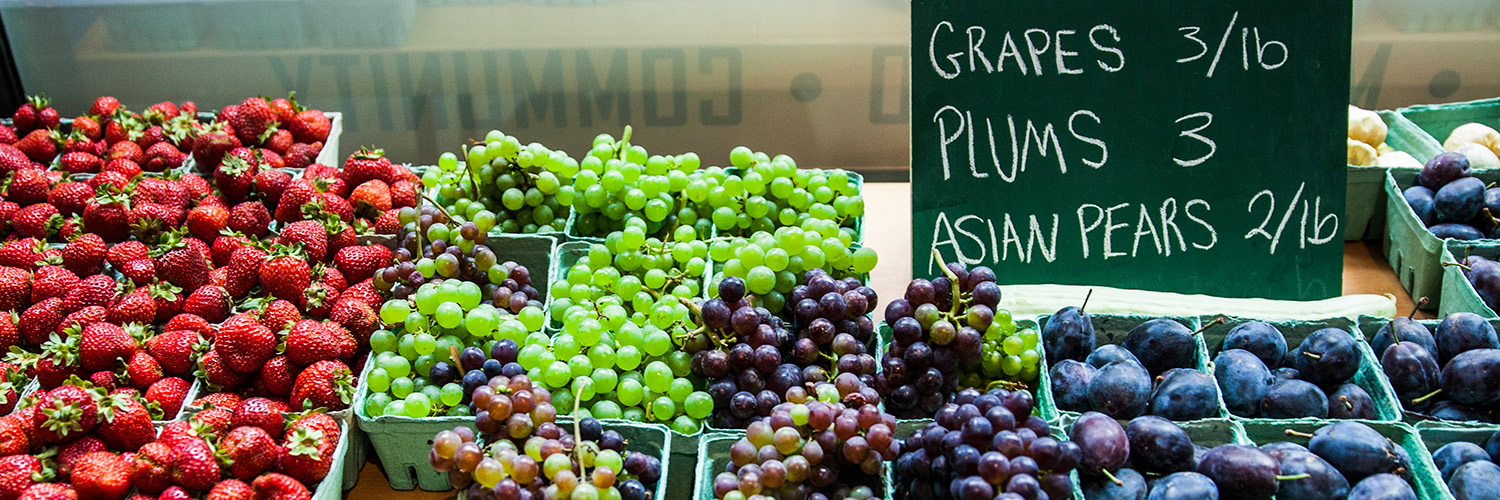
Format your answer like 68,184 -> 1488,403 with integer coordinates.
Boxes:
0,382 -> 339,500
0,94 -> 416,500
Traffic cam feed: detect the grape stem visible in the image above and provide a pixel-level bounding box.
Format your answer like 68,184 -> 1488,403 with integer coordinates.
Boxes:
573,381 -> 590,480
930,248 -> 963,317
422,193 -> 455,220
460,147 -> 482,198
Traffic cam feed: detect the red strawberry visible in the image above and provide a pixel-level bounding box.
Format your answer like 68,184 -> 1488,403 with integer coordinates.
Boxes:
88,97 -> 120,118
272,180 -> 317,223
87,371 -> 116,392
189,406 -> 232,439
80,189 -> 131,244
299,281 -> 337,319
181,286 -> 230,324
0,127 -> 13,145
146,101 -> 180,121
341,148 -> 390,187
374,209 -> 401,234
196,349 -> 245,391
72,452 -> 129,500
17,483 -> 75,500
29,264 -> 74,303
57,436 -> 107,478
263,129 -> 293,155
278,423 -> 335,485
250,473 -> 309,500
287,109 -> 331,144
145,330 -> 200,377
72,115 -> 101,140
254,356 -> 298,398
128,442 -> 173,495
329,300 -> 377,347
14,130 -> 58,162
122,351 -> 161,391
19,299 -> 64,346
231,398 -> 287,440
0,201 -> 17,233
258,299 -> 300,334
127,203 -> 177,242
60,234 -> 105,276
143,377 -> 189,420
289,360 -> 353,411
157,487 -> 192,500
133,178 -> 190,210
61,133 -> 96,156
214,313 -> 274,374
0,267 -> 30,312
205,480 -> 253,500
192,392 -> 242,411
77,322 -> 135,372
134,126 -> 165,149
226,201 -> 270,238
0,144 -> 30,174
104,241 -> 148,271
258,248 -> 310,304
0,416 -> 29,457
214,154 -> 258,205
95,392 -> 157,452
34,382 -> 100,444
219,426 -> 282,481
57,306 -> 107,337
190,125 -> 239,173
117,260 -> 154,288
98,158 -> 140,179
253,168 -> 291,207
107,289 -> 155,326
165,314 -> 214,340
152,233 -> 210,294
58,152 -> 101,175
178,173 -> 212,200
317,193 -> 353,224
269,97 -> 296,123
184,202 -> 228,241
167,438 -> 220,492
7,168 -> 52,207
348,179 -> 392,217
140,143 -> 185,173
282,142 -> 321,170
283,321 -> 340,367
12,96 -> 49,134
231,98 -> 275,146
257,149 -> 285,170
0,454 -> 45,500
211,234 -> 253,268
11,204 -> 58,240
389,179 -> 418,208
0,314 -> 17,354
60,275 -> 116,315
277,221 -> 327,263
0,239 -> 43,272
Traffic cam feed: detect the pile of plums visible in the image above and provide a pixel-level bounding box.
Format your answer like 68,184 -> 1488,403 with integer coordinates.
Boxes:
1046,310 -> 1220,421
1376,312 -> 1500,422
1213,322 -> 1380,419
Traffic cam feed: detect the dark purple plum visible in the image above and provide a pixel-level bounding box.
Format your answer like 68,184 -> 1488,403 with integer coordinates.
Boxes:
1307,421 -> 1403,483
1442,348 -> 1500,407
1435,176 -> 1486,222
1381,342 -> 1441,411
1122,319 -> 1197,376
1449,461 -> 1500,500
1436,312 -> 1499,366
1328,383 -> 1377,420
1087,359 -> 1152,419
1404,185 -> 1438,226
1145,472 -> 1217,500
1124,416 -> 1194,475
1070,412 -> 1129,477
1433,442 -> 1490,482
1372,318 -> 1437,364
1349,473 -> 1416,500
1430,223 -> 1485,240
1214,349 -> 1274,417
1265,448 -> 1349,500
1420,151 -> 1471,190
1292,328 -> 1361,386
1261,379 -> 1328,419
1148,368 -> 1221,421
1081,467 -> 1145,500
1048,359 -> 1095,412
1044,305 -> 1094,363
1086,344 -> 1139,369
1222,321 -> 1288,369
1196,444 -> 1280,500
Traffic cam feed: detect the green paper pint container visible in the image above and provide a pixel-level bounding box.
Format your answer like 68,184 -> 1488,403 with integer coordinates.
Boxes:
1199,316 -> 1403,423
1241,420 -> 1446,500
1346,110 -> 1442,242
1438,242 -> 1500,318
1414,420 -> 1500,500
1038,313 -> 1227,422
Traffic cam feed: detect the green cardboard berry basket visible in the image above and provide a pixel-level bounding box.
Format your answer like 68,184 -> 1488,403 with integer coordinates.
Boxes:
1037,313 -> 1228,422
1347,110 -> 1443,242
1239,419 -> 1446,500
1438,242 -> 1500,318
1380,167 -> 1500,310
1199,316 -> 1404,423
311,418 -> 358,499
694,430 -> 893,500
1355,314 -> 1500,425
1413,420 -> 1500,500
1401,97 -> 1500,147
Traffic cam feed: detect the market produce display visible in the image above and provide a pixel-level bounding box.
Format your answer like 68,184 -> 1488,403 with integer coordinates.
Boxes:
1045,310 -> 1220,421
1429,427 -> 1500,500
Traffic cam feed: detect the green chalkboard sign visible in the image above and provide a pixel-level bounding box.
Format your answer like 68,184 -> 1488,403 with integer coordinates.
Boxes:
911,0 -> 1350,300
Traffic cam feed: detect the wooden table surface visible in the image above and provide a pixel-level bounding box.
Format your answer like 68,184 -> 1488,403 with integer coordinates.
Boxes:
351,181 -> 1421,499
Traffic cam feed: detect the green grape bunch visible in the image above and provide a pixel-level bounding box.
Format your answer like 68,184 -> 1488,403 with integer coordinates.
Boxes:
526,226 -> 715,433
425,129 -> 578,234
703,146 -> 865,239
709,227 -> 878,316
572,126 -> 711,238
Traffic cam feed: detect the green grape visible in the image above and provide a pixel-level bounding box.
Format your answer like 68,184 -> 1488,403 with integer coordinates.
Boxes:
365,392 -> 391,417
405,393 -> 432,418
643,362 -> 672,393
545,361 -> 572,389
650,396 -> 675,421
367,368 -> 391,393
440,383 -> 463,407
591,368 -> 619,394
369,330 -> 397,353
412,333 -> 436,356
434,302 -> 464,329
667,378 -> 693,403
384,400 -> 408,418
685,392 -> 713,419
617,379 -> 645,407
642,330 -> 671,357
390,377 -> 415,399
379,300 -> 411,325
591,400 -> 623,419
380,355 -> 412,379
1002,335 -> 1025,355
615,345 -> 643,371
